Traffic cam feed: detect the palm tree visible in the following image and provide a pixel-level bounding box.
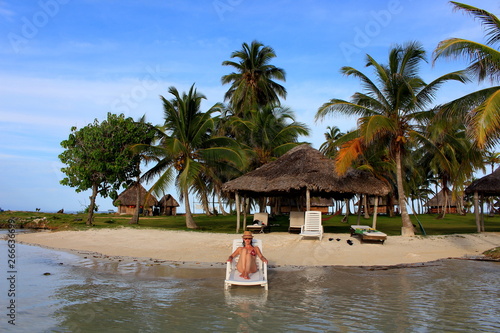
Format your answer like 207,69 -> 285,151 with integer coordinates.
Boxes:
319,126 -> 344,158
433,1 -> 500,148
233,105 -> 310,171
316,41 -> 468,236
140,84 -> 244,229
221,40 -> 287,117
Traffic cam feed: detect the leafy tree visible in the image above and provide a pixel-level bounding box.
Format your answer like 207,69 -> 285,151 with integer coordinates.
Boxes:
59,113 -> 155,225
138,84 -> 244,229
316,42 -> 468,236
434,1 -> 500,148
221,40 -> 287,117
319,126 -> 344,158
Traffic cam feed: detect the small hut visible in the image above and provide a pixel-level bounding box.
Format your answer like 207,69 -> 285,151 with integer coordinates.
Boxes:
424,188 -> 458,214
271,196 -> 333,214
358,195 -> 399,215
114,184 -> 158,215
465,168 -> 500,232
158,194 -> 179,216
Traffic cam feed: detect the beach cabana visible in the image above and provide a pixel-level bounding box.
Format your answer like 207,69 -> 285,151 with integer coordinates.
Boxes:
222,144 -> 391,231
158,194 -> 179,216
465,168 -> 500,232
114,184 -> 158,216
424,187 -> 458,214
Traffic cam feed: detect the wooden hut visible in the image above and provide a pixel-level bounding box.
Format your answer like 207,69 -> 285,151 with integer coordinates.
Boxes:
114,184 -> 158,215
222,144 -> 391,231
358,195 -> 399,215
158,194 -> 179,216
465,168 -> 500,232
424,188 -> 458,214
271,196 -> 333,214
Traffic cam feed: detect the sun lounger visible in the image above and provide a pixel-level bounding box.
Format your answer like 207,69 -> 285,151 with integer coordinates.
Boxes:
350,225 -> 387,244
224,239 -> 268,290
247,212 -> 270,233
288,211 -> 304,233
299,211 -> 323,240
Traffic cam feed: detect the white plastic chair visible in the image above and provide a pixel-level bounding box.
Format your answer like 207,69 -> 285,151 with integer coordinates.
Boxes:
288,211 -> 304,233
299,211 -> 323,240
246,212 -> 269,233
224,239 -> 268,290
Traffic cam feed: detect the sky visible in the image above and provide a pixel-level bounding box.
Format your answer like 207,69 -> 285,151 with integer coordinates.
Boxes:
0,0 -> 498,213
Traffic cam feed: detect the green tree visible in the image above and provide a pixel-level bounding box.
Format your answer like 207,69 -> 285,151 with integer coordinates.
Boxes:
140,84 -> 244,229
316,42 -> 468,236
434,1 -> 500,148
319,126 -> 344,158
128,116 -> 157,225
221,40 -> 287,117
59,113 -> 154,225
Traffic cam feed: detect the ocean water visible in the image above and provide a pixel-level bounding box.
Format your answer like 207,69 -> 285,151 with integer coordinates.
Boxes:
1,233 -> 499,333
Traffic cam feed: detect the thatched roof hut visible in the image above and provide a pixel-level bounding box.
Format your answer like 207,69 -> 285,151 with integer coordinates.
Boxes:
222,144 -> 390,231
114,184 -> 158,215
424,187 -> 458,214
465,168 -> 500,232
465,168 -> 500,196
158,194 -> 179,216
223,144 -> 390,199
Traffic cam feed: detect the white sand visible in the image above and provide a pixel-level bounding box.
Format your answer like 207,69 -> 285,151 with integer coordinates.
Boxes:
16,228 -> 500,267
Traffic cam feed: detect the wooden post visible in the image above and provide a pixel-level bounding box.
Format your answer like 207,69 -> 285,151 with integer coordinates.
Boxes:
306,188 -> 311,211
372,196 -> 379,229
235,192 -> 240,233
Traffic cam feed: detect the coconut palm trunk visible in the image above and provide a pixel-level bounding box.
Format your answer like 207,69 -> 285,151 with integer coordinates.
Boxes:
396,151 -> 414,236
183,188 -> 198,229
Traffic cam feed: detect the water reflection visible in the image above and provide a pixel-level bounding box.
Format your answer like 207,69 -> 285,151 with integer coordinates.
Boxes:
0,241 -> 499,332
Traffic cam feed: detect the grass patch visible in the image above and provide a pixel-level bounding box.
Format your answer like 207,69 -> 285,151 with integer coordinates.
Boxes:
1,210 -> 499,235
483,247 -> 500,259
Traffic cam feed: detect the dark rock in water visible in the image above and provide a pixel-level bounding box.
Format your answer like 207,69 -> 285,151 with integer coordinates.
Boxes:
43,272 -> 51,276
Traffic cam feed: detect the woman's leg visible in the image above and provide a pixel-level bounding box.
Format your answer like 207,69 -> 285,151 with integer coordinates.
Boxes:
237,248 -> 257,279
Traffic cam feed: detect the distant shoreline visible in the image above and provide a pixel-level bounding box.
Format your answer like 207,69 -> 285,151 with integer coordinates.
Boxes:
15,229 -> 500,268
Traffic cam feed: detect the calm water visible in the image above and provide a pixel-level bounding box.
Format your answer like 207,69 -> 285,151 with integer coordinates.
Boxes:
1,234 -> 499,332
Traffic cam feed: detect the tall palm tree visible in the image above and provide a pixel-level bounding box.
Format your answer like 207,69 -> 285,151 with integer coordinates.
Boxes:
140,84 -> 244,229
316,41 -> 468,236
233,105 -> 310,170
319,126 -> 344,158
221,40 -> 287,117
434,2 -> 500,148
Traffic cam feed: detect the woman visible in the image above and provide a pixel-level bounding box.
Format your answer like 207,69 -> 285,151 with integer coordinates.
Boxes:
227,231 -> 268,279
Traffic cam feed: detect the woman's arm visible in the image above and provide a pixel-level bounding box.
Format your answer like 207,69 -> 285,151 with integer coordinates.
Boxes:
227,247 -> 241,262
255,247 -> 268,263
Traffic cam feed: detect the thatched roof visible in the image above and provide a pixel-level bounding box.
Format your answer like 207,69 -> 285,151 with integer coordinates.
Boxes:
222,144 -> 390,199
114,184 -> 158,206
465,168 -> 500,196
158,194 -> 179,207
424,188 -> 458,207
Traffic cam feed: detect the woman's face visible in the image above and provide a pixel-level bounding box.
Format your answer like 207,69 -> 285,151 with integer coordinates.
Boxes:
243,237 -> 252,244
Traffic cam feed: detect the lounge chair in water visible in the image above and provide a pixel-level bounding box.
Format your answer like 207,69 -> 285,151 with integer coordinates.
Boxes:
350,225 -> 387,244
288,211 -> 304,233
247,212 -> 270,233
299,211 -> 323,240
224,239 -> 268,290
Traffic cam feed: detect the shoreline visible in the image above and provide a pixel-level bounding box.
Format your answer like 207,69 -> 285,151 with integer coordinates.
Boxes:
13,228 -> 500,268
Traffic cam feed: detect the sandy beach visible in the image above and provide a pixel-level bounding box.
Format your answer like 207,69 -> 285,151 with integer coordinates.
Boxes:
15,228 -> 500,267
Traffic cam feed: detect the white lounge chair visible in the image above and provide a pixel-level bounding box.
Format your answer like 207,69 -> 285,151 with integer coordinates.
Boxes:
246,212 -> 269,233
299,211 -> 323,240
288,211 -> 304,233
224,239 -> 268,290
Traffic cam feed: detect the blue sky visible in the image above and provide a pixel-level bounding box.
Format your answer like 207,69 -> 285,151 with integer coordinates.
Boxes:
0,0 -> 498,213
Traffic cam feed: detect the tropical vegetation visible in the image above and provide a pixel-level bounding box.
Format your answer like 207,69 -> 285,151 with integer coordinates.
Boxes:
57,2 -> 500,234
